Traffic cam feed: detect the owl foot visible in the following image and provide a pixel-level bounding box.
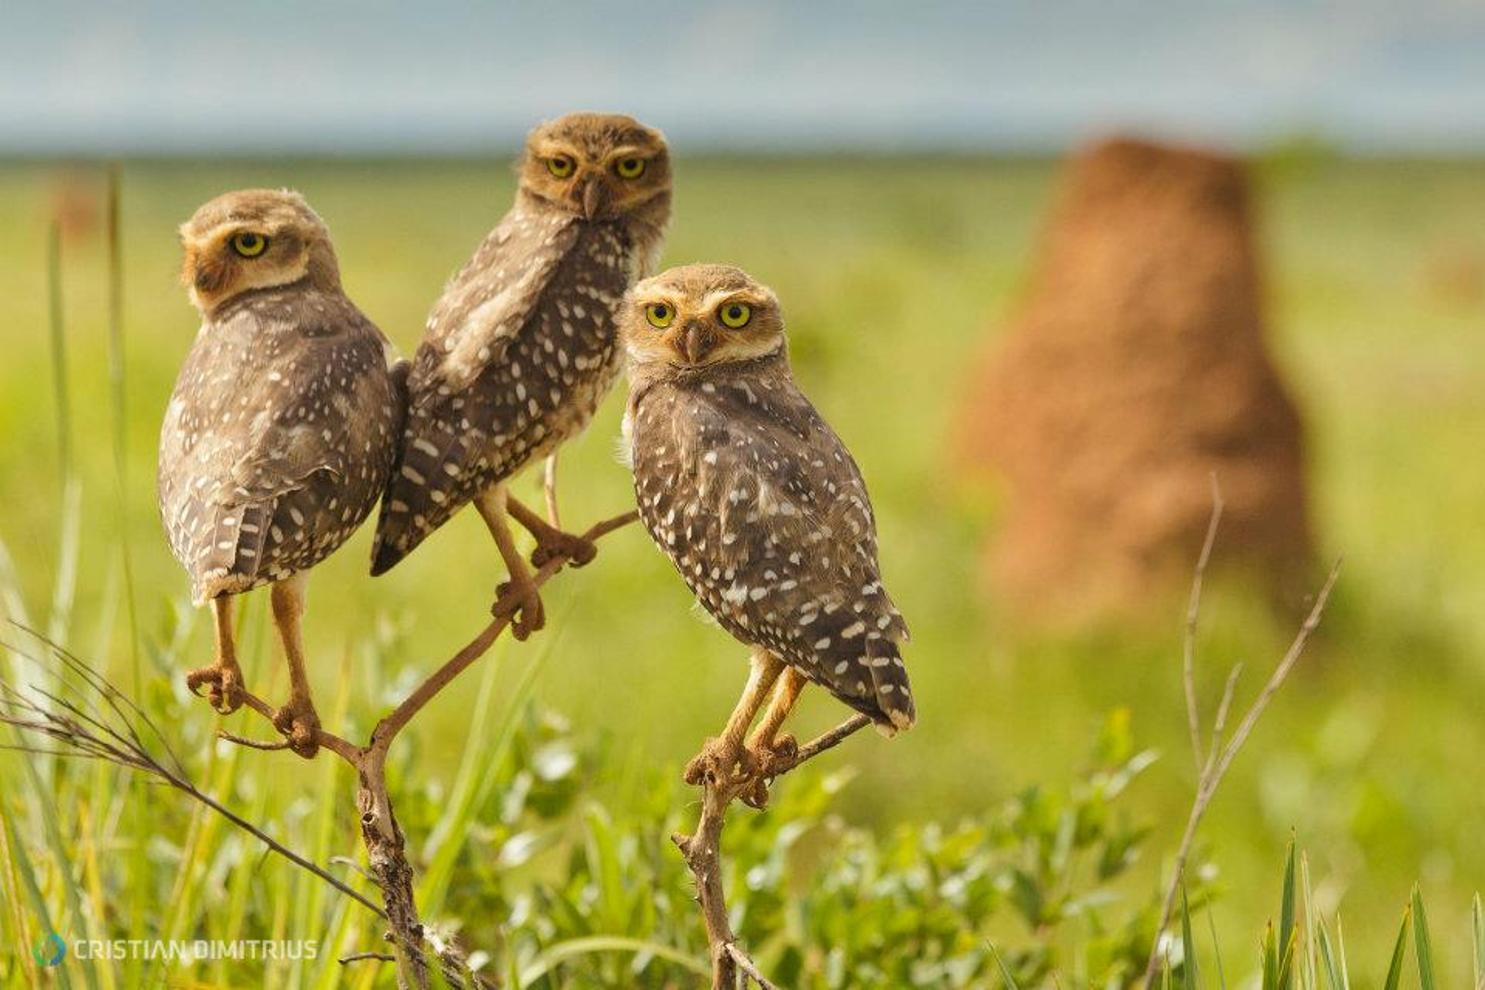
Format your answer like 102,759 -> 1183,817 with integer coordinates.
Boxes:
493,577 -> 545,640
272,697 -> 321,759
738,734 -> 799,809
186,659 -> 245,715
530,531 -> 598,570
683,736 -> 759,791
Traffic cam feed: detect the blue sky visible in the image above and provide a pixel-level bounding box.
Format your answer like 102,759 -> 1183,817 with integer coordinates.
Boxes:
4,1 -> 1484,154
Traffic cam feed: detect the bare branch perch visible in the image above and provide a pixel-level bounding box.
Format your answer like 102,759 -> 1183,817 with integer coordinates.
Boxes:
673,714 -> 871,988
7,508 -> 638,990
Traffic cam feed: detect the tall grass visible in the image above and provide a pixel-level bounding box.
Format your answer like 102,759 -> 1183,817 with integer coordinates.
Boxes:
2,158 -> 1485,985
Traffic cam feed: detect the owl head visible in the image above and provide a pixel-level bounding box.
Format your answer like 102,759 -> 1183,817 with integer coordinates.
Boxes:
621,264 -> 786,374
518,112 -> 671,223
179,189 -> 340,313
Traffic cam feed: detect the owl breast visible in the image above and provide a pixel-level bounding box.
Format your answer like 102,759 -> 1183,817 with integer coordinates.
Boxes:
628,360 -> 914,730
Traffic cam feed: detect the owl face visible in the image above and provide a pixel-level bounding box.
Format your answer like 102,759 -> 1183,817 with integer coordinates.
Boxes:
518,112 -> 671,222
622,264 -> 785,372
179,189 -> 340,313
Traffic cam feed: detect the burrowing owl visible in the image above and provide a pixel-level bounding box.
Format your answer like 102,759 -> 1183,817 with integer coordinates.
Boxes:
159,189 -> 404,756
370,112 -> 671,638
620,264 -> 914,789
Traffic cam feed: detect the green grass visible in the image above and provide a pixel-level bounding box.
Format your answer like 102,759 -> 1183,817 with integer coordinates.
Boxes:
0,155 -> 1483,985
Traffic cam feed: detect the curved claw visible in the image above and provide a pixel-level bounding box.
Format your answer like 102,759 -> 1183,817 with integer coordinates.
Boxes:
530,533 -> 598,570
492,579 -> 545,640
185,662 -> 244,715
272,702 -> 321,759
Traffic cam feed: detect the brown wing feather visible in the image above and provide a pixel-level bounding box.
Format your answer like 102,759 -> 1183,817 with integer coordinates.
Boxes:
371,205 -> 633,574
158,288 -> 401,603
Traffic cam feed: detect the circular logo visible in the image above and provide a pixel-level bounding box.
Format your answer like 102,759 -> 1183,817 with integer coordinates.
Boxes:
33,933 -> 66,967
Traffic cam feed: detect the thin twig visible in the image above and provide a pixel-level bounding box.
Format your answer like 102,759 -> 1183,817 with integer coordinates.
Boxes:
1142,557 -> 1342,986
340,951 -> 398,965
216,730 -> 293,751
674,714 -> 872,988
726,943 -> 782,990
215,508 -> 637,989
1183,475 -> 1224,771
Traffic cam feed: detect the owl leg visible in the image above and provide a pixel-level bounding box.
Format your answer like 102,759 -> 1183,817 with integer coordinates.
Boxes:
747,667 -> 807,765
505,494 -> 597,570
543,452 -> 561,528
684,651 -> 784,787
476,486 -> 545,640
268,574 -> 320,759
185,595 -> 245,715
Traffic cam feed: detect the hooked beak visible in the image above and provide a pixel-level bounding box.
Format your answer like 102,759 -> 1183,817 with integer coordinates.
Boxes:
580,177 -> 609,220
681,322 -> 711,364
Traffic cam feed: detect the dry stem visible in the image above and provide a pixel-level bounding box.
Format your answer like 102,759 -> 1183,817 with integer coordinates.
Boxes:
673,713 -> 871,989
6,509 -> 636,990
1141,491 -> 1341,986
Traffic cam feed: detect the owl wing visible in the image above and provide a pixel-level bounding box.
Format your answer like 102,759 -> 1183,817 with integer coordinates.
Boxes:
406,205 -> 580,407
159,294 -> 400,603
633,372 -> 914,732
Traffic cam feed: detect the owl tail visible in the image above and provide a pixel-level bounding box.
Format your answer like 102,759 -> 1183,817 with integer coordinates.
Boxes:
191,500 -> 273,604
864,636 -> 916,736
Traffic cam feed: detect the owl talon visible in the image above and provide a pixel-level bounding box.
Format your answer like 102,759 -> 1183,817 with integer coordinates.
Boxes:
492,579 -> 545,640
186,661 -> 244,715
683,737 -> 758,788
530,533 -> 597,570
272,699 -> 321,759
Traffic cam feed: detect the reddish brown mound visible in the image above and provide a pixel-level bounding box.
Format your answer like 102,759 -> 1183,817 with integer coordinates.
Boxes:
960,137 -> 1313,619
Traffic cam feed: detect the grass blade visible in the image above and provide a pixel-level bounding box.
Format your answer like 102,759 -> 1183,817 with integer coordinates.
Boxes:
1412,886 -> 1435,990
1180,886 -> 1198,990
1279,838 -> 1297,990
1472,893 -> 1484,990
1317,919 -> 1345,990
988,942 -> 1021,990
1383,905 -> 1411,990
1207,903 -> 1228,990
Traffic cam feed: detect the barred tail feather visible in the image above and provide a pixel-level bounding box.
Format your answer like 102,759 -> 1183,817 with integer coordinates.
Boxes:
864,636 -> 915,735
192,500 -> 274,604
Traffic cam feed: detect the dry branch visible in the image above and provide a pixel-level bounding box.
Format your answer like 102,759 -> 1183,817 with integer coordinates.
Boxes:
5,508 -> 637,990
673,713 -> 871,989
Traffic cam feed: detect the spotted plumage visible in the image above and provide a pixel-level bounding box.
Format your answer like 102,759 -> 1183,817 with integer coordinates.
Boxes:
160,289 -> 401,602
621,265 -> 914,734
370,113 -> 671,582
158,189 -> 404,756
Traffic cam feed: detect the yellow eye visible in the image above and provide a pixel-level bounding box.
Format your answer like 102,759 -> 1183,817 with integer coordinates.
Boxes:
615,157 -> 646,179
645,303 -> 675,328
718,302 -> 751,329
547,156 -> 575,178
231,232 -> 267,258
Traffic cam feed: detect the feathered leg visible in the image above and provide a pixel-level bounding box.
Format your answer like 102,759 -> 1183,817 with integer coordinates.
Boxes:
186,595 -> 245,714
684,651 -> 783,786
476,485 -> 545,640
269,573 -> 320,758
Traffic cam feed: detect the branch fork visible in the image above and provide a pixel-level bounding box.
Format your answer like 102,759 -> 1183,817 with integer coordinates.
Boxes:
673,713 -> 871,989
215,508 -> 638,989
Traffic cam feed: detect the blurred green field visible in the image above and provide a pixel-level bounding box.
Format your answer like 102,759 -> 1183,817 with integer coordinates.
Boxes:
1,155 -> 1484,983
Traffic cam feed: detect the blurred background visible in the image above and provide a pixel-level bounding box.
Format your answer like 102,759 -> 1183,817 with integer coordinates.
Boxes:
2,1 -> 1484,985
